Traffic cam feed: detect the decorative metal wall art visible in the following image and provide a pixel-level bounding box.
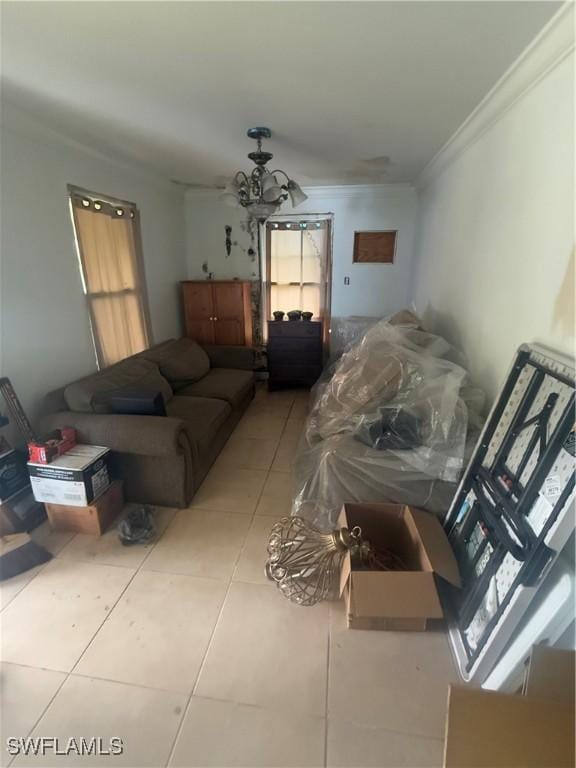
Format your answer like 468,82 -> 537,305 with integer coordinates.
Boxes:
225,225 -> 232,257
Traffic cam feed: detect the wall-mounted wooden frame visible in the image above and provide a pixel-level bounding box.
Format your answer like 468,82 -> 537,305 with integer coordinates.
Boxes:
353,230 -> 397,263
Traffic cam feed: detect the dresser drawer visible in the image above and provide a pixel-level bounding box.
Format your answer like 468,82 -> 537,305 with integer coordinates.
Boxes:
268,338 -> 321,362
268,321 -> 322,339
269,365 -> 322,389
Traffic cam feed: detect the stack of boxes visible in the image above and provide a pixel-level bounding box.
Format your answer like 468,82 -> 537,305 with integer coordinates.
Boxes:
27,443 -> 123,535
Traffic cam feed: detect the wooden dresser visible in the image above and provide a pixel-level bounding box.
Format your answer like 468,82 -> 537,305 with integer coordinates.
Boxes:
181,280 -> 253,346
267,320 -> 323,390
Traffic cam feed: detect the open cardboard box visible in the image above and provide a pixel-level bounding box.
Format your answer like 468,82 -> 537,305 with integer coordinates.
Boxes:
338,503 -> 460,631
444,646 -> 575,767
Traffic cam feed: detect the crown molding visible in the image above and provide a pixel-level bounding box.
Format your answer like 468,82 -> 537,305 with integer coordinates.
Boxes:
185,183 -> 415,201
302,183 -> 415,198
184,183 -> 416,207
0,100 -> 182,194
417,2 -> 575,190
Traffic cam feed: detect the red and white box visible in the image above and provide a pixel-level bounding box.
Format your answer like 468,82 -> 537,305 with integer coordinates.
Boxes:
28,427 -> 76,465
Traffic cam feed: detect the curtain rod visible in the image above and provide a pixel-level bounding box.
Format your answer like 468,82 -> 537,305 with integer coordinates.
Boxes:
67,184 -> 138,210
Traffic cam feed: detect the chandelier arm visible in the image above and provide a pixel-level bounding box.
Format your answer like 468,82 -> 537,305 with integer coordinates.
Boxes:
269,169 -> 291,184
234,171 -> 250,185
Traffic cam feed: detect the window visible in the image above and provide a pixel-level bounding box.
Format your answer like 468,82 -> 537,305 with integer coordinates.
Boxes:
69,187 -> 152,368
265,218 -> 332,326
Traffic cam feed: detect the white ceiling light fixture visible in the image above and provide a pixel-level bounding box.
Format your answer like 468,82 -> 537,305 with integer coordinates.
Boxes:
221,127 -> 308,220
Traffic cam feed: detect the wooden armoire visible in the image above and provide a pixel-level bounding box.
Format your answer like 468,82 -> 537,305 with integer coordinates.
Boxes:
181,280 -> 253,346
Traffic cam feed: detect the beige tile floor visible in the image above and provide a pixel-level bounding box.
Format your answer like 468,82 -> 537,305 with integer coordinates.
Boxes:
0,386 -> 456,767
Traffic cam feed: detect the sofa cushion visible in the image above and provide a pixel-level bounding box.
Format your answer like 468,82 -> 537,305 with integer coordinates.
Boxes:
135,339 -> 178,361
64,359 -> 173,414
140,338 -> 210,387
176,368 -> 255,408
136,339 -> 179,371
167,396 -> 232,452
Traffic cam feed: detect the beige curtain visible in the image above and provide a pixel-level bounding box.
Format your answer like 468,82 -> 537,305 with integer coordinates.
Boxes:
72,202 -> 150,367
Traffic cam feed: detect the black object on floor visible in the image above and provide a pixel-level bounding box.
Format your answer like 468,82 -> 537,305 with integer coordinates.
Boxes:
0,535 -> 52,581
118,504 -> 156,546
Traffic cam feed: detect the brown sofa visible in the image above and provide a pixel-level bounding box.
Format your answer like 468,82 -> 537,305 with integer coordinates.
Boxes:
40,338 -> 256,508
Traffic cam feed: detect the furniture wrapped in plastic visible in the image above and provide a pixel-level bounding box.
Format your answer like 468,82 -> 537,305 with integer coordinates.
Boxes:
329,316 -> 380,359
293,313 -> 484,530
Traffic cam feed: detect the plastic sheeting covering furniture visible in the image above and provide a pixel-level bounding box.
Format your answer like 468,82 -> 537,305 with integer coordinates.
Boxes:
293,312 -> 484,530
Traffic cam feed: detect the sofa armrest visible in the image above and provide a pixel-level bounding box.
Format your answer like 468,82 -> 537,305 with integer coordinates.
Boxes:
40,411 -> 192,458
202,344 -> 256,371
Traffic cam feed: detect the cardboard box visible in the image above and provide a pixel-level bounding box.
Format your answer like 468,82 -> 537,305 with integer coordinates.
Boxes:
338,503 -> 460,631
444,647 -> 575,768
444,686 -> 574,768
0,487 -> 46,535
523,645 -> 575,703
45,480 -> 123,535
28,444 -> 111,507
28,427 -> 76,464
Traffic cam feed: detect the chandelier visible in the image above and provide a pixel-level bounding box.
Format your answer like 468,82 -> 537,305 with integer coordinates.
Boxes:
266,516 -> 405,606
221,127 -> 308,219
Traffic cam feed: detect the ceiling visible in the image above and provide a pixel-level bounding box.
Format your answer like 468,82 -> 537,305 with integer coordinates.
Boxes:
1,1 -> 560,185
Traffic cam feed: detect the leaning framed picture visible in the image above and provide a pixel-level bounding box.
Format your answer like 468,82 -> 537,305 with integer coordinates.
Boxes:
353,230 -> 397,263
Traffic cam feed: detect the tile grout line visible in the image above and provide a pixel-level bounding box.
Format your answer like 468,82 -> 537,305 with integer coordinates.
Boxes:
4,669 -> 69,768
0,560 -> 49,614
251,436 -> 279,515
164,398 -> 277,766
323,617 -> 332,768
133,508 -> 181,572
23,506 -> 183,745
264,398 -> 291,467
164,568 -> 237,767
227,510 -> 256,585
3,511 -> 184,763
163,390 -> 298,765
25,509 -> 181,576
10,510 -> 188,766
3,526 -> 161,763
320,714 -> 449,743
47,572 -> 139,703
66,518 -> 172,674
0,529 -> 78,613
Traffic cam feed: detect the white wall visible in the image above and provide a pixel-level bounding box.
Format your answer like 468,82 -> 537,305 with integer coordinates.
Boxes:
0,104 -> 187,423
184,194 -> 260,282
412,7 -> 574,404
185,185 -> 418,320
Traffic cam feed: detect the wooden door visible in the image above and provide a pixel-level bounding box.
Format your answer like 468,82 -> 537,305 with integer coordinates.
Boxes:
212,282 -> 245,345
182,282 -> 214,344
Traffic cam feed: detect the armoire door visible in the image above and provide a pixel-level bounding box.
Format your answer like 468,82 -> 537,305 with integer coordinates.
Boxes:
182,282 -> 214,344
212,282 -> 245,345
